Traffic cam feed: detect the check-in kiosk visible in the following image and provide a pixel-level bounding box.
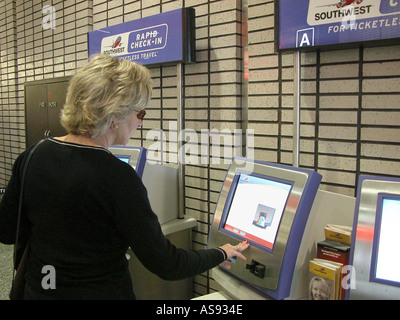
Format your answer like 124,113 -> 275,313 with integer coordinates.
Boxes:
207,157 -> 322,300
347,175 -> 400,300
109,146 -> 197,299
110,145 -> 147,178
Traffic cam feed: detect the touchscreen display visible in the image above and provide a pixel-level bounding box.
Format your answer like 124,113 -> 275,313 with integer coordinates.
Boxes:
374,197 -> 400,285
116,155 -> 131,164
222,173 -> 292,250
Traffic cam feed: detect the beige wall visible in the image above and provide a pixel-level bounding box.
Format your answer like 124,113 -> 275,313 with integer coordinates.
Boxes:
0,0 -> 399,297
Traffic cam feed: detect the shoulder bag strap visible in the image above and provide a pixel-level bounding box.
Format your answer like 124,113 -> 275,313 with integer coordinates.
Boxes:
13,139 -> 46,271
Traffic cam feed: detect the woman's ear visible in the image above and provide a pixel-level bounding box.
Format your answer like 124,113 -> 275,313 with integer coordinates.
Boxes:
111,121 -> 119,129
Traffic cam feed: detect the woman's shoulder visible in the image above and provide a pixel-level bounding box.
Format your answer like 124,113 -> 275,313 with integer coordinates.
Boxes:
46,138 -> 142,181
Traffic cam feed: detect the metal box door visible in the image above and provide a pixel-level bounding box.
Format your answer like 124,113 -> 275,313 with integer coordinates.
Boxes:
47,81 -> 68,139
25,84 -> 48,148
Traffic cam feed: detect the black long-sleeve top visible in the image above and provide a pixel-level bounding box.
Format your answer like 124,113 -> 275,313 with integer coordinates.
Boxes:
0,138 -> 226,299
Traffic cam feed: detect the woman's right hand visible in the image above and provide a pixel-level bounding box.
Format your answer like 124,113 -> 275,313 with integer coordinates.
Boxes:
219,240 -> 250,269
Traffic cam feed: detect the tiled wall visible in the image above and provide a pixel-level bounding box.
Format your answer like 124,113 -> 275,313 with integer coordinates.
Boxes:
0,0 -> 92,188
1,0 -> 399,298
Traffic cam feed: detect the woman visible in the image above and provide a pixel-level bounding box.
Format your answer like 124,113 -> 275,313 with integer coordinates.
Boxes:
0,54 -> 249,300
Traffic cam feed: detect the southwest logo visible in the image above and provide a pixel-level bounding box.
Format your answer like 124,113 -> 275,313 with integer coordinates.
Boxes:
111,36 -> 122,48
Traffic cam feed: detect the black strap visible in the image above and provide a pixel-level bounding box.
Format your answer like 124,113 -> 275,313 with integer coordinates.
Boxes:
12,139 -> 46,271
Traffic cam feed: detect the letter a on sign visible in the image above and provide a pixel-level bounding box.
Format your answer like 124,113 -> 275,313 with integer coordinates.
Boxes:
300,33 -> 310,46
296,28 -> 314,48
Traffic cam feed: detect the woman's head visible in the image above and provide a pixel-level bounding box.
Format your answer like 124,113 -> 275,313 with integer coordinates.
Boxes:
61,54 -> 152,139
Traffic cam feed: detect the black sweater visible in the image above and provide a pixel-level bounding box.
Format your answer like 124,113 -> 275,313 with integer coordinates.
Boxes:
0,138 -> 225,299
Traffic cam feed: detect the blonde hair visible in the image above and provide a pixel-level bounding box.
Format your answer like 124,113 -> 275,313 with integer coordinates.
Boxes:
61,54 -> 152,138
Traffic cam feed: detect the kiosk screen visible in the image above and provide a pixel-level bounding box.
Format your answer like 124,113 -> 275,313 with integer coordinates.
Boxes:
221,173 -> 292,250
115,155 -> 131,164
372,196 -> 400,287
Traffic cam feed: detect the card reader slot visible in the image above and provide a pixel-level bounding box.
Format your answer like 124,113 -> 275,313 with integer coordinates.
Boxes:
246,260 -> 266,279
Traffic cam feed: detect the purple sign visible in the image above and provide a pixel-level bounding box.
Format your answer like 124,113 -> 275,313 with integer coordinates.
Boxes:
277,0 -> 400,50
88,8 -> 195,65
